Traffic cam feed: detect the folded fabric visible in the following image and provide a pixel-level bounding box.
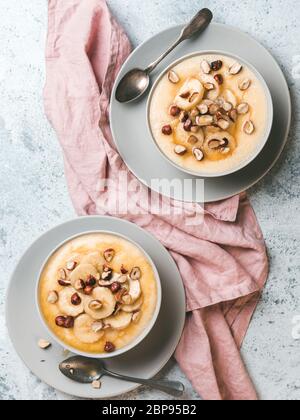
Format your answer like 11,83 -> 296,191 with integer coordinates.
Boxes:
44,0 -> 268,400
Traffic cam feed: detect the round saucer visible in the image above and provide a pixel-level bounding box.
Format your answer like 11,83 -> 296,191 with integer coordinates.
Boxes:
110,23 -> 291,203
6,216 -> 186,399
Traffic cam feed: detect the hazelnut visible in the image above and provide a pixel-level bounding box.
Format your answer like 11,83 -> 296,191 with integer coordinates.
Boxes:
237,103 -> 250,115
169,105 -> 181,117
198,103 -> 208,115
58,268 -> 66,280
47,290 -> 58,304
104,342 -> 116,353
71,293 -> 81,306
210,60 -> 223,71
214,74 -> 223,85
168,70 -> 180,84
183,118 -> 192,132
120,265 -> 128,274
85,275 -> 97,287
92,380 -> 102,389
55,316 -> 74,329
162,125 -> 172,135
38,339 -> 51,349
179,91 -> 190,99
58,279 -> 71,287
187,135 -> 198,145
55,316 -> 66,327
243,120 -> 255,135
229,62 -> 243,75
103,248 -> 115,263
174,145 -> 187,156
180,111 -> 189,123
204,83 -> 215,91
74,279 -> 85,291
64,316 -> 74,329
200,60 -> 211,74
110,282 -> 121,294
130,267 -> 141,280
66,261 -> 77,271
83,285 -> 94,295
101,266 -> 113,281
193,148 -> 204,162
229,109 -> 238,122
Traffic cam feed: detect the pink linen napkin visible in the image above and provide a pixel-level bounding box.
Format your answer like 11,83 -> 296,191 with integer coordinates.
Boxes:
44,0 -> 268,400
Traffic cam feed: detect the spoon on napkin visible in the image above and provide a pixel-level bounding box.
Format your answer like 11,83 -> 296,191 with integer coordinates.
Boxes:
115,8 -> 213,103
60,356 -> 185,397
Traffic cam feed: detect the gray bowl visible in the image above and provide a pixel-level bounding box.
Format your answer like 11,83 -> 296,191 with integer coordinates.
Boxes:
35,230 -> 162,359
147,50 -> 274,178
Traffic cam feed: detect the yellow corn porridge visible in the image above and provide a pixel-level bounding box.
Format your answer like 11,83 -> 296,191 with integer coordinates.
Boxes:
149,54 -> 268,174
38,233 -> 158,354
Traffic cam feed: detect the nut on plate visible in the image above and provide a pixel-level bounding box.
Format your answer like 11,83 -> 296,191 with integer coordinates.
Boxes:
92,380 -> 102,389
38,339 -> 51,350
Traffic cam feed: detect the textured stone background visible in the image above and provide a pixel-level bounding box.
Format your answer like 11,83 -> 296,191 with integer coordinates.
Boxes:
0,0 -> 299,400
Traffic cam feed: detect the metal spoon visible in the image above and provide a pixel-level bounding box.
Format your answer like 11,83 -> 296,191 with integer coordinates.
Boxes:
115,8 -> 213,103
59,356 -> 185,397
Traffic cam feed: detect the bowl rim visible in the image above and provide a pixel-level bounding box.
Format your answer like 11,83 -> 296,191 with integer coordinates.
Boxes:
146,49 -> 274,178
35,230 -> 162,359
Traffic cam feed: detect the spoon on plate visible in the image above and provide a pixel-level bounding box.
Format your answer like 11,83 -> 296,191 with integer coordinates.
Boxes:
115,8 -> 213,103
59,356 -> 185,397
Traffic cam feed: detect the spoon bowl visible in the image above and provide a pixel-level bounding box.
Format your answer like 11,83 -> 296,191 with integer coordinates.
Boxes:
60,355 -> 185,397
115,8 -> 213,103
116,68 -> 150,103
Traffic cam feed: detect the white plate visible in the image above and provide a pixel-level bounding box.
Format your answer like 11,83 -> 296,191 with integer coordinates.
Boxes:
6,216 -> 186,399
110,23 -> 291,203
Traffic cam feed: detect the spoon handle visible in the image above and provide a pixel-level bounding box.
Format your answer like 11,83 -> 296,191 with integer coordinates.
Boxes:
145,8 -> 213,74
103,368 -> 184,397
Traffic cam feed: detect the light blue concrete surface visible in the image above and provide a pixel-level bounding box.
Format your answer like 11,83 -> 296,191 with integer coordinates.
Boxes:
0,0 -> 299,400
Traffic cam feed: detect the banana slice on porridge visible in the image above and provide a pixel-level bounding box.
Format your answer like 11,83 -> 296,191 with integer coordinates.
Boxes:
203,132 -> 236,160
104,311 -> 133,331
81,252 -> 105,272
38,233 -> 158,354
84,287 -> 116,320
121,295 -> 144,313
58,287 -> 84,317
173,78 -> 204,111
74,314 -> 105,344
70,263 -> 99,289
174,122 -> 204,147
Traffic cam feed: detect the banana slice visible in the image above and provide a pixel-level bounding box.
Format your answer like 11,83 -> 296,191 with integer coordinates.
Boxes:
80,252 -> 105,272
203,132 -> 236,161
173,78 -> 204,111
223,89 -> 237,107
58,287 -> 84,317
69,263 -> 99,289
128,278 -> 141,303
199,74 -> 220,100
74,314 -> 104,344
104,311 -> 133,330
84,287 -> 115,320
121,295 -> 144,313
175,122 -> 204,147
